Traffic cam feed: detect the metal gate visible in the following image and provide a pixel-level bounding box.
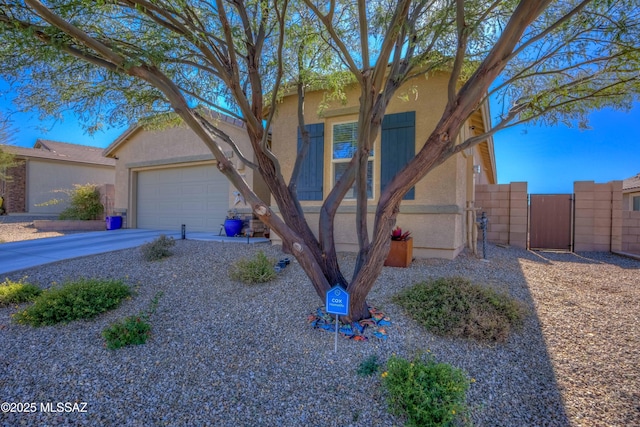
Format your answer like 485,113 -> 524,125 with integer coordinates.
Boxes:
529,194 -> 573,251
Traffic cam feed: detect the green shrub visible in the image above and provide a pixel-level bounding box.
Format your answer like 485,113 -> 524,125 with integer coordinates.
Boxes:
58,184 -> 104,220
102,291 -> 162,350
357,355 -> 381,377
0,278 -> 42,306
228,251 -> 276,283
393,276 -> 526,342
102,315 -> 151,349
382,354 -> 469,427
13,278 -> 131,326
141,234 -> 176,261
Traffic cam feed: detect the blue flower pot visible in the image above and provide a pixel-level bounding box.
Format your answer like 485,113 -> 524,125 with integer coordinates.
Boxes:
224,219 -> 243,237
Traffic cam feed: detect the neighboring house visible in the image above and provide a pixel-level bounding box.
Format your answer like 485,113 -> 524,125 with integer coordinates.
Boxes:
269,71 -> 496,259
622,172 -> 640,211
1,140 -> 115,214
103,114 -> 269,232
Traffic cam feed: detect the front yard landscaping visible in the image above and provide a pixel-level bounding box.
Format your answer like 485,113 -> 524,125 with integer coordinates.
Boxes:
0,241 -> 638,426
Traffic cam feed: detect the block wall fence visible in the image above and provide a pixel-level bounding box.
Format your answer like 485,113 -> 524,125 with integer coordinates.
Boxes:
573,181 -> 621,252
622,211 -> 640,253
475,180 -> 640,255
475,182 -> 528,249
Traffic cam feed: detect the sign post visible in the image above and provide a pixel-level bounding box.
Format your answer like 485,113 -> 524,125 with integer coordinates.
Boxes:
325,285 -> 350,353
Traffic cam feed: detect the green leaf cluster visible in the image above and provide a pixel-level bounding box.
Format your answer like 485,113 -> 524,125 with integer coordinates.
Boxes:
393,276 -> 526,342
0,278 -> 42,306
58,184 -> 104,220
356,354 -> 381,377
102,291 -> 162,350
228,251 -> 277,284
382,354 -> 469,427
13,278 -> 131,326
102,314 -> 151,350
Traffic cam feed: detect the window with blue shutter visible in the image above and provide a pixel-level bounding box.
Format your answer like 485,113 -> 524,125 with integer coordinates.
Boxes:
296,123 -> 324,201
381,111 -> 415,200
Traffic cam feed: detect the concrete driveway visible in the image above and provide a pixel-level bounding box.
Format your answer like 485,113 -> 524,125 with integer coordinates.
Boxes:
0,229 -> 269,276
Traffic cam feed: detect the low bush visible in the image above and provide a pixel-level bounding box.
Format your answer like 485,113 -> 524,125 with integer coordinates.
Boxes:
102,315 -> 151,350
102,291 -> 162,350
0,278 -> 42,306
393,276 -> 526,342
357,355 -> 381,377
58,184 -> 104,220
382,354 -> 469,427
228,251 -> 276,284
141,235 -> 176,261
13,278 -> 131,326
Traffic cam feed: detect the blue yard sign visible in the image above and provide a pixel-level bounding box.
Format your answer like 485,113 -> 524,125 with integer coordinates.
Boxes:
326,285 -> 350,353
326,285 -> 350,316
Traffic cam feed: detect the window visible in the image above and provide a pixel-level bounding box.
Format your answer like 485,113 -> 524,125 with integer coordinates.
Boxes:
633,195 -> 640,211
332,122 -> 373,199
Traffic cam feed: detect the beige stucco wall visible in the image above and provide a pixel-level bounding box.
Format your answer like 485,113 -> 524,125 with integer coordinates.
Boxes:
108,121 -> 268,227
269,73 -> 490,259
26,159 -> 115,214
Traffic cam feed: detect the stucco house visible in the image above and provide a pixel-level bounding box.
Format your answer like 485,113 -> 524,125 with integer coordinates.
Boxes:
1,140 -> 115,214
103,114 -> 269,232
269,71 -> 496,259
622,173 -> 640,211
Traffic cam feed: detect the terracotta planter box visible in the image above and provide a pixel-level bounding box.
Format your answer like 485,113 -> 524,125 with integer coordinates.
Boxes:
384,237 -> 413,267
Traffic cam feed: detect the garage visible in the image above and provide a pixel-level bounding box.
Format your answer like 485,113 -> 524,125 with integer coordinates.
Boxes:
136,164 -> 229,232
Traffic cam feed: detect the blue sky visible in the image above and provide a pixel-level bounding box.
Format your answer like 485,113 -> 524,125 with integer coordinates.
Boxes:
493,103 -> 640,193
1,78 -> 638,194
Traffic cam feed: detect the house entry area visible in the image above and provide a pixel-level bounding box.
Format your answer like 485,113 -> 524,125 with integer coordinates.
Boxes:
528,194 -> 573,251
136,164 -> 229,232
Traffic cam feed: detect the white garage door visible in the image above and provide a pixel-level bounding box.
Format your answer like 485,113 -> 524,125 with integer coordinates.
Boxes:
137,164 -> 229,232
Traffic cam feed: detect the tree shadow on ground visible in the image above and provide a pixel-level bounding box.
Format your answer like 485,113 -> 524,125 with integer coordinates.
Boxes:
378,244 -> 639,426
374,244 -> 572,426
529,249 -> 640,269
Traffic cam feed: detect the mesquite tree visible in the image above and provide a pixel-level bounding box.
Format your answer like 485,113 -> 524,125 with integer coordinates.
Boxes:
0,1 -> 638,321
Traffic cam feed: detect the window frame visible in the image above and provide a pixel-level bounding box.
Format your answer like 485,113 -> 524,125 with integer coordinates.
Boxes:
330,121 -> 375,200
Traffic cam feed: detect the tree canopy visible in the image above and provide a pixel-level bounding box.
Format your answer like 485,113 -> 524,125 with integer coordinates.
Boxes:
0,0 -> 638,320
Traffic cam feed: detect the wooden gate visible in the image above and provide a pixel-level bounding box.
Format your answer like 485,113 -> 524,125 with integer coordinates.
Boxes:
529,194 -> 573,251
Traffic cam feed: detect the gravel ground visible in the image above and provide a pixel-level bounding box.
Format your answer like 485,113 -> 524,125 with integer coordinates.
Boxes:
0,222 -> 638,427
0,215 -> 82,242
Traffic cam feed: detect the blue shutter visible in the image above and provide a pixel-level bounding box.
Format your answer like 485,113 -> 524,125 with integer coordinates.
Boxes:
296,123 -> 324,201
381,112 -> 415,200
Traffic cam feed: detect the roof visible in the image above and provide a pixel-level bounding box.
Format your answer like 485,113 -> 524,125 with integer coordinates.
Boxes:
103,111 -> 246,158
469,102 -> 497,184
623,173 -> 640,192
4,139 -> 115,167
